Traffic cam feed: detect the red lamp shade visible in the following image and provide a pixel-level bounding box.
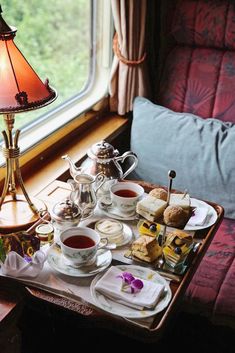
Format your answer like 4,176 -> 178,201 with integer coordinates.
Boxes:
0,9 -> 56,114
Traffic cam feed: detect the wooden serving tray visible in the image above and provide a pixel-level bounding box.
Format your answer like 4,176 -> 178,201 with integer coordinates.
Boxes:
9,179 -> 224,343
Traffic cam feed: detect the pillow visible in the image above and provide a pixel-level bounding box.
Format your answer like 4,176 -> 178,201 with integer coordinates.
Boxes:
131,97 -> 235,219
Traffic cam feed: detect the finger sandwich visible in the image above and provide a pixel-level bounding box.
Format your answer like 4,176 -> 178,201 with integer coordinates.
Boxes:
169,193 -> 190,210
136,195 -> 167,222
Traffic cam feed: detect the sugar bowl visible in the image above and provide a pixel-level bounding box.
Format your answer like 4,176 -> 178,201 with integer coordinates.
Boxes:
50,199 -> 82,233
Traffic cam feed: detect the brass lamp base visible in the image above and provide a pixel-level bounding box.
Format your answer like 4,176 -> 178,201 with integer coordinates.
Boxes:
0,113 -> 45,233
0,195 -> 46,233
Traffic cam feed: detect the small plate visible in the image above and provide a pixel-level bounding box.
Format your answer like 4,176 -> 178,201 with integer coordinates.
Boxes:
47,243 -> 112,277
184,198 -> 218,231
81,217 -> 133,247
90,264 -> 172,319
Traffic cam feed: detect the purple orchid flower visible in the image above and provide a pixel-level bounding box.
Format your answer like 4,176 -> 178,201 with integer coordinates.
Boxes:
130,278 -> 144,294
118,271 -> 135,284
117,271 -> 144,294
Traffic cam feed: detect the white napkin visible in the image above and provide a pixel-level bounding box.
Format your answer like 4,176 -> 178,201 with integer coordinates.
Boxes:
187,207 -> 208,226
94,266 -> 165,310
0,250 -> 46,278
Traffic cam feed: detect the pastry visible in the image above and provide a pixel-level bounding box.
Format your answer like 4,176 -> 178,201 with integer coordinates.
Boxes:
163,229 -> 194,267
132,249 -> 160,263
163,205 -> 189,228
137,219 -> 162,237
165,229 -> 193,247
136,195 -> 167,222
149,188 -> 168,201
131,235 -> 162,263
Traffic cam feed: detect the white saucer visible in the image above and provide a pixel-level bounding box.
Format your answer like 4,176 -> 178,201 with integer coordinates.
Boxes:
98,197 -> 137,221
81,218 -> 133,247
47,243 -> 112,277
184,198 -> 218,231
90,264 -> 172,319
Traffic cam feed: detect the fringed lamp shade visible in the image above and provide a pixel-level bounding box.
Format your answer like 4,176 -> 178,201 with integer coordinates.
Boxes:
0,6 -> 57,232
0,13 -> 56,113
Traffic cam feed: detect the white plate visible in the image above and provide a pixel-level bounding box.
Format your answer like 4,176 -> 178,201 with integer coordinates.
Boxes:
47,243 -> 112,277
97,197 -> 137,221
90,265 -> 172,319
81,217 -> 133,247
184,198 -> 218,231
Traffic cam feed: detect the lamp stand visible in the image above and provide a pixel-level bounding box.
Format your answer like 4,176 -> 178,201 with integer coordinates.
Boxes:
0,114 -> 45,233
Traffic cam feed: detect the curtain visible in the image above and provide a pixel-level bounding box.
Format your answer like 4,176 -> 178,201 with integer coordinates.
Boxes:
109,0 -> 149,115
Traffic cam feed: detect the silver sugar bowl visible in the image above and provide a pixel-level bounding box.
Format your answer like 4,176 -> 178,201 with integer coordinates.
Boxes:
50,199 -> 82,232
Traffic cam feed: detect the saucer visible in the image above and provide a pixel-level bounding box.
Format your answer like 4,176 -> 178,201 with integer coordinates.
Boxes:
47,243 -> 112,277
81,217 -> 133,247
98,197 -> 137,221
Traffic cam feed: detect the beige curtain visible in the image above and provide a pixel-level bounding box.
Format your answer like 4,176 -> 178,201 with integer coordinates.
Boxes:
109,0 -> 149,115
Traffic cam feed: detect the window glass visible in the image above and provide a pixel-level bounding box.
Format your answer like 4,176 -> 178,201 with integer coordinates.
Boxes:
0,0 -> 91,131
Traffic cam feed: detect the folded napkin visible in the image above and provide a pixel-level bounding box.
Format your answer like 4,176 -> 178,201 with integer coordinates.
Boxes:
187,207 -> 208,226
0,250 -> 46,278
94,266 -> 165,310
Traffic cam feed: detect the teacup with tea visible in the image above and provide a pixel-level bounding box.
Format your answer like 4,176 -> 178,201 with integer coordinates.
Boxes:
110,182 -> 144,215
60,227 -> 108,266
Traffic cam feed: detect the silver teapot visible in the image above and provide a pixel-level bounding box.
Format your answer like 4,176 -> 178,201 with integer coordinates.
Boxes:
62,140 -> 138,181
83,140 -> 138,180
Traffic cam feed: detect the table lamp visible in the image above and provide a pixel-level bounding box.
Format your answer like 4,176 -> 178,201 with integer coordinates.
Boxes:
0,6 -> 57,232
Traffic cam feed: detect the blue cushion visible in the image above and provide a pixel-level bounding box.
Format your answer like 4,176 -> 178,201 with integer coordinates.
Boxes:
131,97 -> 235,218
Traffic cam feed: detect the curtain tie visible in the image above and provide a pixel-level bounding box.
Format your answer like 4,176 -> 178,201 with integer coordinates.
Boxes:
113,33 -> 146,66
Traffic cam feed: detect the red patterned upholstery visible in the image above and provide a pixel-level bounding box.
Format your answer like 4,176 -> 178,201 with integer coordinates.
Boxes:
157,0 -> 235,328
185,218 -> 235,327
158,0 -> 235,122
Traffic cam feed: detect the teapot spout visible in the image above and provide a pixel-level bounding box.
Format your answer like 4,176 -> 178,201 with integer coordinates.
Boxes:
62,154 -> 82,179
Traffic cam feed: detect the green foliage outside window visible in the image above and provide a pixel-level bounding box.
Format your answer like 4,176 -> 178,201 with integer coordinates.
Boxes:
0,0 -> 91,131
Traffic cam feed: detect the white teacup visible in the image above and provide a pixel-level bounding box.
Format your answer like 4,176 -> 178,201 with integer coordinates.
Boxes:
110,182 -> 144,215
60,227 -> 107,266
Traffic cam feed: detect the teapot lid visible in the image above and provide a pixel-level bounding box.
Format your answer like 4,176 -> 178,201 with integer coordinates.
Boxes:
51,199 -> 81,221
88,140 -> 119,160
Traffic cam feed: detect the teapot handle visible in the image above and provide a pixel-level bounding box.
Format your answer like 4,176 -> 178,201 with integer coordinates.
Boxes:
114,151 -> 138,180
94,173 -> 106,194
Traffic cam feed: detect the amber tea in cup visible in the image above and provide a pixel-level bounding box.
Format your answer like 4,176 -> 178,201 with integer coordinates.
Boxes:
63,235 -> 95,249
60,227 -> 101,266
110,182 -> 144,215
114,189 -> 138,198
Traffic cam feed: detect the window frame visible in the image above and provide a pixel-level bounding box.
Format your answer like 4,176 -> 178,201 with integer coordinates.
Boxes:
0,0 -> 113,172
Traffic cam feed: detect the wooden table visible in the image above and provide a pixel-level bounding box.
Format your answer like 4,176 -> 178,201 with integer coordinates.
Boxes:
0,180 -> 224,343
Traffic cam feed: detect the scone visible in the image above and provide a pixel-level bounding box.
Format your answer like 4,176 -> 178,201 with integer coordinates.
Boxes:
149,188 -> 168,201
136,195 -> 167,222
131,235 -> 162,262
163,205 -> 189,228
